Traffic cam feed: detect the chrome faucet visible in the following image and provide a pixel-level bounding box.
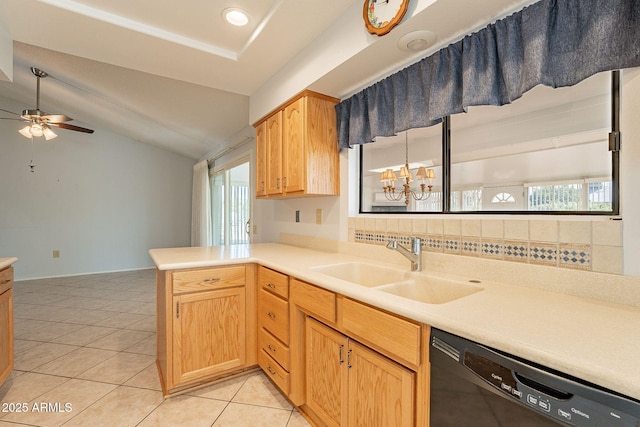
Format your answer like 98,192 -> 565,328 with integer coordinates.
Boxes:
386,237 -> 422,271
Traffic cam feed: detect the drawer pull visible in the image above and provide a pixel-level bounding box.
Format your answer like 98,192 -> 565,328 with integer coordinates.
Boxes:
0,279 -> 10,285
267,366 -> 276,376
203,278 -> 221,283
266,311 -> 276,319
339,344 -> 344,365
267,344 -> 277,353
265,283 -> 276,289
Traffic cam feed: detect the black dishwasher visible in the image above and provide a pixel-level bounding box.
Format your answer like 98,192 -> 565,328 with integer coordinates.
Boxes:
430,328 -> 640,426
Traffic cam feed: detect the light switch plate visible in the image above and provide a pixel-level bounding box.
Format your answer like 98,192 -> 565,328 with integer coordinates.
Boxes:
316,209 -> 323,225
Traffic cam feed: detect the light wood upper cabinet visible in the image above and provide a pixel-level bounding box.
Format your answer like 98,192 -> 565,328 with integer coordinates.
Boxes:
255,121 -> 266,197
254,90 -> 340,198
266,111 -> 283,196
282,97 -> 305,194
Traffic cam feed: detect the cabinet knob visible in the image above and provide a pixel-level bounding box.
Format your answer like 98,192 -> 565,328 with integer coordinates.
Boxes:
267,344 -> 277,353
265,283 -> 276,289
0,279 -> 10,285
267,366 -> 277,376
266,311 -> 276,319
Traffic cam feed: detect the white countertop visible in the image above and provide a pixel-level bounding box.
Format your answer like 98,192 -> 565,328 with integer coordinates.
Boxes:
0,258 -> 18,270
149,244 -> 640,401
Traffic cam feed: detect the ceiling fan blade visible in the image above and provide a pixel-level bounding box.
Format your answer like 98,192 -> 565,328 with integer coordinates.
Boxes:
41,114 -> 72,123
0,108 -> 21,117
49,122 -> 94,134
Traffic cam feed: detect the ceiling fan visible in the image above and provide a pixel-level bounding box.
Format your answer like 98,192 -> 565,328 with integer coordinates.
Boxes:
0,67 -> 94,140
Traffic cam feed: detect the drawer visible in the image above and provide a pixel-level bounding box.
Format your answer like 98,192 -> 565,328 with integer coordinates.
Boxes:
0,267 -> 13,295
258,348 -> 289,395
258,266 -> 289,300
290,278 -> 336,323
258,327 -> 290,371
173,265 -> 245,294
258,289 -> 290,345
342,297 -> 421,369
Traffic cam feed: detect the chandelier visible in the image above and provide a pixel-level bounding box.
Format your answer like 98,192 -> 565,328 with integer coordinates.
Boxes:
379,131 -> 436,205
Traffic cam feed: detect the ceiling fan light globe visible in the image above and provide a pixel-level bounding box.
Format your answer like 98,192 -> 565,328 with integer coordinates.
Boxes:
43,126 -> 57,140
18,126 -> 32,138
30,123 -> 44,137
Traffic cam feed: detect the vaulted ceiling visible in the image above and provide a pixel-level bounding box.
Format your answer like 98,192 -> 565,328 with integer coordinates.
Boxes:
0,0 -> 534,160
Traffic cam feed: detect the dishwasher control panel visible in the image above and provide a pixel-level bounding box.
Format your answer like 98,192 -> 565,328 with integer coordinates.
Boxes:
430,329 -> 640,427
463,351 -> 637,427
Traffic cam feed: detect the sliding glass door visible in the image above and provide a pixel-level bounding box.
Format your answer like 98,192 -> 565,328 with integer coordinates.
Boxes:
211,159 -> 251,245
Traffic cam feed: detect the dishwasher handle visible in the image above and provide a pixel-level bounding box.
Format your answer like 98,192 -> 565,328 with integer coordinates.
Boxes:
514,371 -> 573,401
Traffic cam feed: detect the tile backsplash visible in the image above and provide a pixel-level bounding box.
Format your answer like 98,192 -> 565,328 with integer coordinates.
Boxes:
349,217 -> 623,274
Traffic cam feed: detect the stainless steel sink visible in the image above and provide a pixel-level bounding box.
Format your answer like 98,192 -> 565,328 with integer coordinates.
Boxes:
375,277 -> 483,304
310,262 -> 411,287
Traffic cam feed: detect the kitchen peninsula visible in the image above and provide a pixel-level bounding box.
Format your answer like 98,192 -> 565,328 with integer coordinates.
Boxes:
150,243 -> 640,424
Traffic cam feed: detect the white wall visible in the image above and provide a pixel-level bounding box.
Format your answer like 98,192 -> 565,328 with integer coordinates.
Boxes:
0,97 -> 194,280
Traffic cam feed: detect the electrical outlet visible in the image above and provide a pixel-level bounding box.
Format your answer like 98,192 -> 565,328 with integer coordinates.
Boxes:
253,225 -> 258,234
316,209 -> 323,225
53,250 -> 60,259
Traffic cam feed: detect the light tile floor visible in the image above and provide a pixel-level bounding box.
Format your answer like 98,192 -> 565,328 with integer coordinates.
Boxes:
0,269 -> 310,427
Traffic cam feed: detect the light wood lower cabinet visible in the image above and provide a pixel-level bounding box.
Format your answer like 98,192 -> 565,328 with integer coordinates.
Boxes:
257,266 -> 291,394
306,318 -> 415,427
156,264 -> 257,396
155,262 -> 431,424
290,278 -> 430,427
172,287 -> 245,385
0,266 -> 14,387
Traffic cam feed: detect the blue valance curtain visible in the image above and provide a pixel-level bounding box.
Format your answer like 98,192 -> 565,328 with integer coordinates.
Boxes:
336,0 -> 640,149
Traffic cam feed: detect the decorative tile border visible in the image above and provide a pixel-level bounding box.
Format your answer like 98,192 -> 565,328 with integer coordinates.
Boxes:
504,240 -> 529,263
461,238 -> 481,257
425,235 -> 443,252
353,229 -> 592,271
529,242 -> 558,267
559,244 -> 591,270
482,238 -> 504,260
443,235 -> 461,254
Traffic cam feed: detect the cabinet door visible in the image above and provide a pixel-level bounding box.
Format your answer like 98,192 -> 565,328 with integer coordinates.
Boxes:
172,287 -> 245,386
306,318 -> 348,427
266,111 -> 283,195
283,97 -> 306,194
347,339 -> 415,427
255,121 -> 267,197
0,288 -> 13,386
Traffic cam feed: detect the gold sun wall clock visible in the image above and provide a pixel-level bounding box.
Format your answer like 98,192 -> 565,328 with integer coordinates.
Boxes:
363,0 -> 410,36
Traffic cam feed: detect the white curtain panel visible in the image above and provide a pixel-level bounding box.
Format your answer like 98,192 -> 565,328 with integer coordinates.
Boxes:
191,160 -> 212,246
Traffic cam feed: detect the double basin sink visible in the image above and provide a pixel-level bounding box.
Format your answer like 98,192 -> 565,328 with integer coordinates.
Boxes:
310,262 -> 483,304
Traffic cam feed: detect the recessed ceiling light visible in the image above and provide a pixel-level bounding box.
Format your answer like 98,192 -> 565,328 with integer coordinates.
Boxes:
223,8 -> 249,26
398,30 -> 437,52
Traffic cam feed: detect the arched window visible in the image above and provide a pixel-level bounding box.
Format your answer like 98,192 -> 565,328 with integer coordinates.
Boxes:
491,193 -> 516,203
